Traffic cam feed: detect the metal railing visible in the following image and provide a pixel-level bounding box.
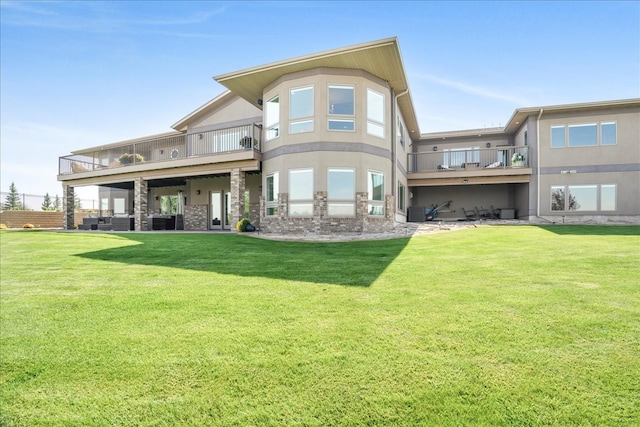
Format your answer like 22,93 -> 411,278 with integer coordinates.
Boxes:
408,146 -> 529,173
59,124 -> 262,176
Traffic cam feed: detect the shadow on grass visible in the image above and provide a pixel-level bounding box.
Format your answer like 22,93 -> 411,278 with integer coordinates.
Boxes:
75,233 -> 411,287
537,225 -> 640,236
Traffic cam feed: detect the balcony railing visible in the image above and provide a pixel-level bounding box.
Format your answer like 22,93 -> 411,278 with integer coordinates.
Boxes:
59,123 -> 262,176
408,146 -> 529,173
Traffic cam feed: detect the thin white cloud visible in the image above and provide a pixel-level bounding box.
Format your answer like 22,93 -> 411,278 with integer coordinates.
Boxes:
412,72 -> 529,106
0,2 -> 226,38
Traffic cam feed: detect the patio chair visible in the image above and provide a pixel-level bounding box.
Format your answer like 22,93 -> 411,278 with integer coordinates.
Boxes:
476,206 -> 493,219
461,207 -> 478,221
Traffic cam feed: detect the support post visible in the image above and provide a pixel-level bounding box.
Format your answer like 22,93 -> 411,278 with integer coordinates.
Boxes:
134,178 -> 148,231
63,185 -> 75,230
230,168 -> 246,229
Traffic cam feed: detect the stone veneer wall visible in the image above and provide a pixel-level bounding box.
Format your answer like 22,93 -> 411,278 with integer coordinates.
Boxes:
134,178 -> 148,231
259,192 -> 395,234
184,204 -> 208,231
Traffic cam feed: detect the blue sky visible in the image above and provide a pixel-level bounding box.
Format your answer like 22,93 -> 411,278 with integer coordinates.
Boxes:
1,0 -> 638,201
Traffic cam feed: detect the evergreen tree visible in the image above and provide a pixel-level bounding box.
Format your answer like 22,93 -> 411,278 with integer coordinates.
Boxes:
3,182 -> 23,210
42,193 -> 53,211
53,194 -> 62,211
74,193 -> 82,209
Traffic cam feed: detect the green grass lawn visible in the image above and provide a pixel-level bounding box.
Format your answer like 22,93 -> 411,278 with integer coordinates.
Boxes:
1,226 -> 639,426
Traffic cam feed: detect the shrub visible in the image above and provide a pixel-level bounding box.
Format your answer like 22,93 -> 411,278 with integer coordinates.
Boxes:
22,223 -> 35,229
236,218 -> 250,232
0,224 -> 7,229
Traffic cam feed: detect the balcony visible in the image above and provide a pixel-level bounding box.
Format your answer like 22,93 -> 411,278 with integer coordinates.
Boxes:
408,146 -> 532,186
59,123 -> 262,179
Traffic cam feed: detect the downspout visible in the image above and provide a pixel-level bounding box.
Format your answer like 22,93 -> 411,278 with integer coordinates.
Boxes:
536,108 -> 544,218
393,89 -> 409,222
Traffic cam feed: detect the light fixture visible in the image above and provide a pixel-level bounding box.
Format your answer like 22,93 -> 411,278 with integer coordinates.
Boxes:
433,146 -> 438,151
198,134 -> 203,139
257,99 -> 263,106
196,190 -> 201,195
463,179 -> 469,184
486,142 -> 491,148
155,196 -> 159,201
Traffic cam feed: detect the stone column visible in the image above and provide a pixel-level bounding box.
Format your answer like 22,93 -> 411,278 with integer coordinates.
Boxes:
134,178 -> 148,231
230,168 -> 245,229
63,184 -> 74,230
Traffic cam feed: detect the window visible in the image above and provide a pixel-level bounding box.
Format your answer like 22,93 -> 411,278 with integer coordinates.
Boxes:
601,122 -> 616,145
569,124 -> 597,147
367,89 -> 385,138
550,184 -> 615,212
160,196 -> 178,215
398,118 -> 405,147
100,197 -> 109,212
551,126 -> 566,148
568,185 -> 597,211
327,168 -> 355,216
290,86 -> 314,133
328,85 -> 354,131
289,168 -> 313,216
114,198 -> 126,214
551,186 -> 565,211
553,122 -> 616,147
266,172 -> 279,216
601,185 -> 616,210
328,85 -> 354,115
397,182 -> 405,211
265,95 -> 279,141
328,119 -> 355,131
367,171 -> 384,216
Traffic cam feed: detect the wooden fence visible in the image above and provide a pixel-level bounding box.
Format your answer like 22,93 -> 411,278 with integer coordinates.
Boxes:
0,211 -> 91,228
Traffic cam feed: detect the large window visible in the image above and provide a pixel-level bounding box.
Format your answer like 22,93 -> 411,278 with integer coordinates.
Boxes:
265,95 -> 279,141
289,86 -> 314,133
551,184 -> 616,212
368,171 -> 384,216
265,172 -> 279,216
551,122 -> 616,147
367,89 -> 385,138
289,168 -> 313,216
568,124 -> 597,147
601,122 -> 617,145
327,168 -> 355,216
328,85 -> 355,131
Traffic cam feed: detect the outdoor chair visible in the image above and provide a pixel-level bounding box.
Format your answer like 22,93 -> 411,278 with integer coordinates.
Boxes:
475,206 -> 492,219
461,207 -> 478,221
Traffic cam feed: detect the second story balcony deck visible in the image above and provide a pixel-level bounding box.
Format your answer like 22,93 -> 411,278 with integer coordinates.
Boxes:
408,146 -> 532,186
58,123 -> 262,181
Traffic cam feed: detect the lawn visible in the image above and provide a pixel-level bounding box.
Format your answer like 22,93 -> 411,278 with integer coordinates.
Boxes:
1,226 -> 639,426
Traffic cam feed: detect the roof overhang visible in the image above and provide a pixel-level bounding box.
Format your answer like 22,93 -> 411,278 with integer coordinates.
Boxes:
213,37 -> 420,136
504,98 -> 640,133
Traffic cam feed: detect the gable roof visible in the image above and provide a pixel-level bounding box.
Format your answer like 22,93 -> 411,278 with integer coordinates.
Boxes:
213,37 -> 420,136
171,90 -> 236,132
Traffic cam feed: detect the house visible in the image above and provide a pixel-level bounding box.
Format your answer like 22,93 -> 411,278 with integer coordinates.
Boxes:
58,37 -> 640,232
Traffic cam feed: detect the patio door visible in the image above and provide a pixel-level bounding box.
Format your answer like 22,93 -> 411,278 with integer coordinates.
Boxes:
210,191 -> 232,230
210,191 -> 222,230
